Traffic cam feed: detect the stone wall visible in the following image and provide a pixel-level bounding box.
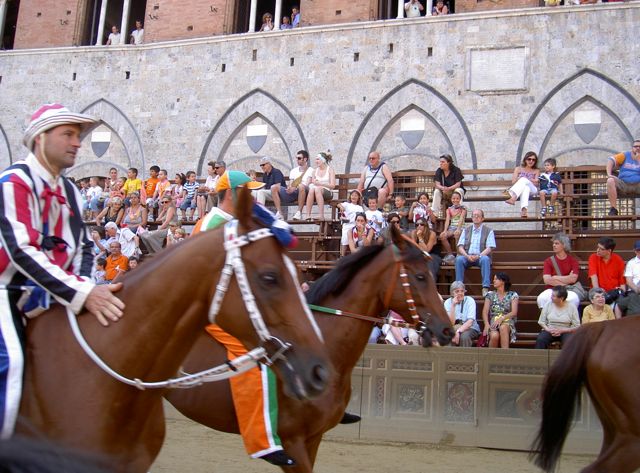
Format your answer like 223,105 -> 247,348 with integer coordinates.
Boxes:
0,4 -> 638,185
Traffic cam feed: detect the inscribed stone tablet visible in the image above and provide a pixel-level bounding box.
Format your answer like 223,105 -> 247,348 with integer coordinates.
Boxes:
468,47 -> 527,93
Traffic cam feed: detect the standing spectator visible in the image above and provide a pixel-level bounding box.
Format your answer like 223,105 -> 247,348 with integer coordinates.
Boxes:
104,241 -> 129,282
337,190 -> 364,256
606,139 -> 640,216
179,171 -> 200,221
535,285 -> 580,349
356,151 -> 394,211
615,240 -> 640,317
444,281 -> 480,347
259,12 -> 274,31
143,165 -> 159,219
408,192 -> 435,228
432,154 -> 465,217
129,20 -> 144,45
432,0 -> 449,15
439,191 -> 466,264
538,157 -> 562,217
271,150 -> 312,221
582,288 -> 616,324
455,209 -> 496,296
410,217 -> 440,278
106,25 -> 121,46
122,167 -> 142,204
253,157 -> 286,214
482,272 -> 519,349
588,237 -> 626,295
405,0 -> 424,17
304,152 -> 335,221
537,232 -> 582,309
280,16 -> 293,29
505,151 -> 540,219
291,6 -> 301,27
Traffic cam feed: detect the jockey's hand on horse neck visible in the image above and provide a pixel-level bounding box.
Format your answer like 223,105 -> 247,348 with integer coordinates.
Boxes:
84,283 -> 125,326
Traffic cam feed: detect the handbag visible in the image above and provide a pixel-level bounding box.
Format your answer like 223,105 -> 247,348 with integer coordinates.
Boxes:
605,288 -> 624,305
550,256 -> 587,301
477,332 -> 489,348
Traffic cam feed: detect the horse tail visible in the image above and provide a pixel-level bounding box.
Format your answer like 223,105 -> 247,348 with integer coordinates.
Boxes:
531,323 -> 604,472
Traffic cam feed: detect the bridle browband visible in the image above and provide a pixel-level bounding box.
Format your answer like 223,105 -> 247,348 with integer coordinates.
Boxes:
67,219 -> 313,390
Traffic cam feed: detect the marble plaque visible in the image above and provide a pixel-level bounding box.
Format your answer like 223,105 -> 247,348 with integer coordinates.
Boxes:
468,47 -> 527,92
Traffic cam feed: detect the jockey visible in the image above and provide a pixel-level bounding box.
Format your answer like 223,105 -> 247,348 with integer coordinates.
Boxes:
197,170 -> 298,467
0,104 -> 125,438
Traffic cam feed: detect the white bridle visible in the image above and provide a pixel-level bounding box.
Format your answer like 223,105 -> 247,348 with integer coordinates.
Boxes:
67,218 -> 322,390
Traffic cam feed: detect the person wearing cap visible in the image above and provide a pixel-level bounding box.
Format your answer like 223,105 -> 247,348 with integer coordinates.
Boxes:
198,171 -> 297,466
252,157 -> 286,218
615,240 -> 640,317
606,139 -> 640,216
0,103 -> 125,438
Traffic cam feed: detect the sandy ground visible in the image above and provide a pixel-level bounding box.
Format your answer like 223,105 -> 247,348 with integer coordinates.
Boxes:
152,405 -> 595,473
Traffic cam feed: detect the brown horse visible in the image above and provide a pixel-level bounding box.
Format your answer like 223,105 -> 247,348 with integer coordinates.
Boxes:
16,188 -> 329,473
166,226 -> 453,472
532,315 -> 640,473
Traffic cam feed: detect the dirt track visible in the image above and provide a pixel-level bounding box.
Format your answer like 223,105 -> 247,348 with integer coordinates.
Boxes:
152,405 -> 595,473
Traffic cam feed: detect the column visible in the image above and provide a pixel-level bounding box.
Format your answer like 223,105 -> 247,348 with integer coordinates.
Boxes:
0,0 -> 7,48
425,0 -> 433,15
120,0 -> 131,44
397,0 -> 404,19
274,0 -> 282,30
96,0 -> 108,45
248,0 -> 257,32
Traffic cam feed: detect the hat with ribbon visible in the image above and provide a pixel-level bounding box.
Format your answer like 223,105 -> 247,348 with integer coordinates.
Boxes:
23,103 -> 98,151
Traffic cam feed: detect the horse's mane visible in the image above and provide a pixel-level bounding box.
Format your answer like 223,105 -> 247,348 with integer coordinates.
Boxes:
306,244 -> 386,304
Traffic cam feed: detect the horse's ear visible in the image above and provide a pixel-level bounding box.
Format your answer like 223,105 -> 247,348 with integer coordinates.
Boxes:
390,223 -> 407,249
235,187 -> 253,226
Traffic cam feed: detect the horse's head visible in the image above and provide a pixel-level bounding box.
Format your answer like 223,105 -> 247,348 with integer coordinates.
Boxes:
383,224 -> 454,346
212,188 -> 330,400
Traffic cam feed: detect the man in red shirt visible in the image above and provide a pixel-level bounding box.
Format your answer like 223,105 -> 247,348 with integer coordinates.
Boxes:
588,237 -> 626,292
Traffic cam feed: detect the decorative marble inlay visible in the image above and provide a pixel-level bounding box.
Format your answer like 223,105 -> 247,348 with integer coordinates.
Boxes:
495,389 -> 523,418
446,362 -> 476,373
444,381 -> 475,423
392,360 -> 433,372
375,377 -> 386,416
489,364 -> 547,376
397,384 -> 426,413
377,359 -> 387,369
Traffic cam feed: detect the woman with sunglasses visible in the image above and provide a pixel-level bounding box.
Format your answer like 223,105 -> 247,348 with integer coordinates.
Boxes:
505,151 -> 540,218
410,217 -> 441,279
139,197 -> 177,254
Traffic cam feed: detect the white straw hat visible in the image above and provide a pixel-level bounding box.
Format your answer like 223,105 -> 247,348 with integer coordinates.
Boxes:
23,103 -> 98,151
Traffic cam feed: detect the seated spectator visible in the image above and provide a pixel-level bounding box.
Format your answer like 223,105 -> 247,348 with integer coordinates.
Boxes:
439,191 -> 466,264
588,237 -> 626,304
537,232 -> 582,309
538,157 -> 562,217
180,171 -> 200,221
432,0 -> 449,15
304,152 -> 335,221
432,154 -> 464,217
410,217 -> 440,279
93,257 -> 107,285
606,139 -> 640,216
348,212 -> 373,253
90,226 -> 108,257
79,178 -> 90,220
337,189 -> 365,256
356,151 -> 394,211
535,285 -> 580,348
408,192 -> 435,228
582,288 -> 616,324
121,191 -> 147,233
505,151 -> 540,219
122,167 -> 142,205
104,167 -> 120,194
105,177 -> 125,206
259,12 -> 274,31
104,241 -> 129,282
615,240 -> 640,317
151,169 -> 172,214
444,281 -> 480,347
392,194 -> 409,230
271,150 -> 312,220
364,195 -> 385,243
253,156 -> 287,212
139,197 -> 178,254
482,272 -> 518,349
95,196 -> 124,227
405,0 -> 424,18
280,16 -> 293,29
128,256 -> 140,270
455,209 -> 496,296
103,221 -> 138,258
171,173 -> 186,208
380,311 -> 419,345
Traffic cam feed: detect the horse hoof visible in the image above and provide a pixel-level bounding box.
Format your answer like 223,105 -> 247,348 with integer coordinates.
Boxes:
260,450 -> 297,466
339,412 -> 362,424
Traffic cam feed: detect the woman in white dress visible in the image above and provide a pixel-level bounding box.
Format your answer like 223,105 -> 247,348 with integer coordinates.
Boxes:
304,152 -> 336,221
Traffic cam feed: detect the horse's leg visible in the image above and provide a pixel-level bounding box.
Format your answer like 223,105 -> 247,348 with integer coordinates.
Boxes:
584,437 -> 640,473
280,433 -> 323,473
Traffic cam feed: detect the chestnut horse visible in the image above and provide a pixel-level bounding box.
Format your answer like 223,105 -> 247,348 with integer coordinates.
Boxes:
532,315 -> 640,473
16,188 -> 329,473
166,226 -> 453,472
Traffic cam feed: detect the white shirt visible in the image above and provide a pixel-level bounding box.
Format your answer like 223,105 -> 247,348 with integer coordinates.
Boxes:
625,256 -> 640,286
107,32 -> 121,45
130,28 -> 144,45
405,1 -> 423,17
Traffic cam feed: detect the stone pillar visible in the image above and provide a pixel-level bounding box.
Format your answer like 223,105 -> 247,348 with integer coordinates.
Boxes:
397,0 -> 405,18
274,0 -> 282,30
0,0 -> 7,48
96,0 -> 109,45
248,0 -> 257,32
120,0 -> 131,44
425,0 -> 433,15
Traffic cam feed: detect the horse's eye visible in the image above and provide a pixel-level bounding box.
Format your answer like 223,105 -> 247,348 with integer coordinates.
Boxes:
414,273 -> 427,282
260,272 -> 279,286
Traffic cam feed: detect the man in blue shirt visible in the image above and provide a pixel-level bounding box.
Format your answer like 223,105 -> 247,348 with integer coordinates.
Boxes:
252,156 -> 286,218
455,209 -> 496,296
606,139 -> 640,216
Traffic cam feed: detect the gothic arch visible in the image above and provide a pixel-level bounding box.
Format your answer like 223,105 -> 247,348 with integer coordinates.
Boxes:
346,78 -> 476,173
75,99 -> 146,177
198,89 -> 308,174
0,124 -> 12,170
517,69 -> 640,161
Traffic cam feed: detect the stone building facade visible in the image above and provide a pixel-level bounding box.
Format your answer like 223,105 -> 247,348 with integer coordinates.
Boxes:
0,4 -> 638,187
